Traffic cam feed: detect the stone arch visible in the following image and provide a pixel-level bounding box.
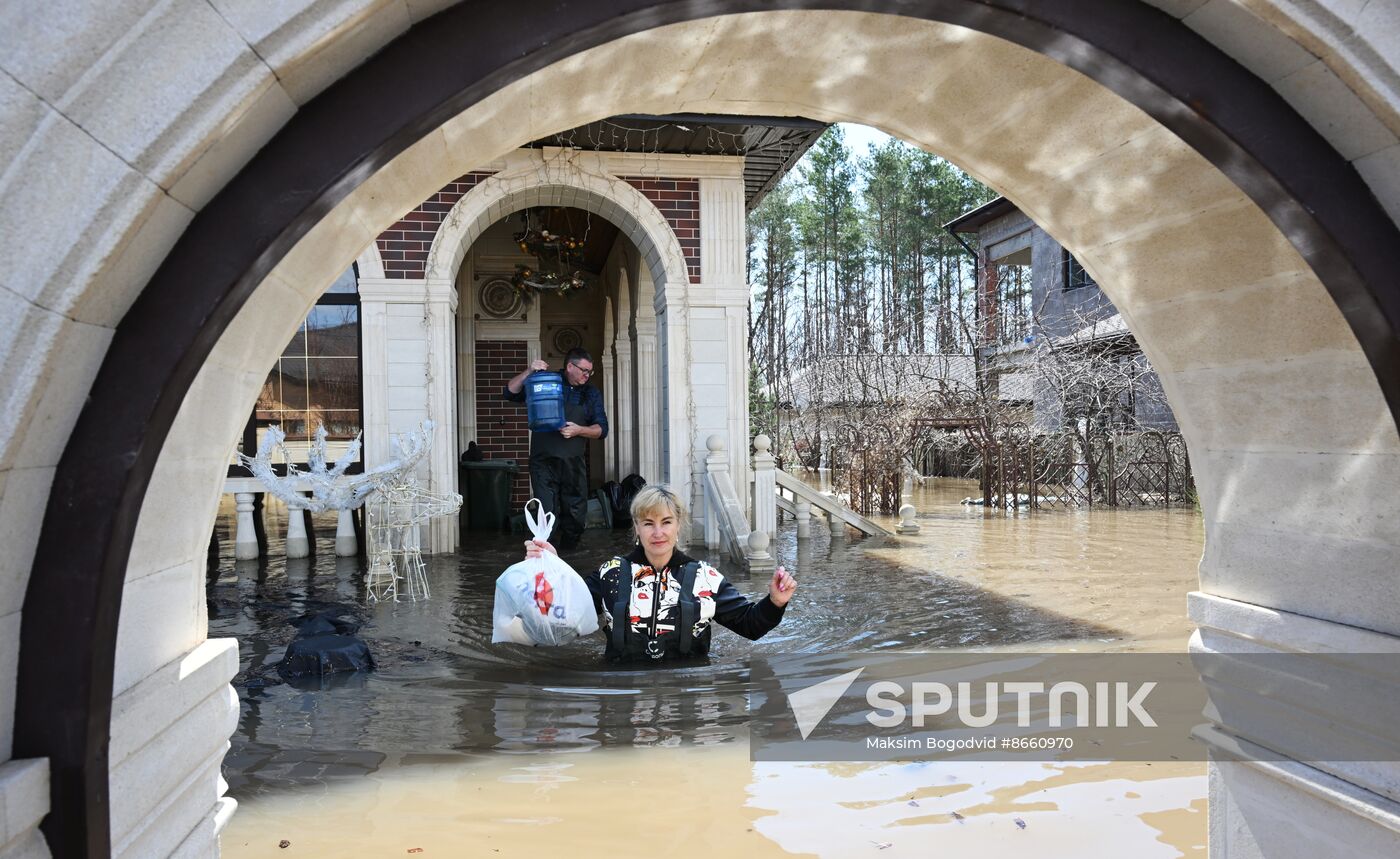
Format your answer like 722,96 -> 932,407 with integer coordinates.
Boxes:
424,159 -> 691,308
424,159 -> 696,489
5,4 -> 1399,857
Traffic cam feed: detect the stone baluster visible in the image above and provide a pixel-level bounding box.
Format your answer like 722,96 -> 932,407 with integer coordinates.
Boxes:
752,434 -> 776,542
824,495 -> 844,536
704,434 -> 726,550
234,493 -> 260,561
795,501 -> 811,540
746,529 -> 775,574
285,503 -> 310,558
335,508 -> 358,556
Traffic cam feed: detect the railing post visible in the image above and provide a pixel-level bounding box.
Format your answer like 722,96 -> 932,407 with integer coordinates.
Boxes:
752,434 -> 776,543
234,492 -> 260,560
704,434 -> 726,550
285,502 -> 310,558
746,530 -> 775,574
897,503 -> 920,535
335,508 -> 358,557
826,501 -> 844,537
795,501 -> 811,540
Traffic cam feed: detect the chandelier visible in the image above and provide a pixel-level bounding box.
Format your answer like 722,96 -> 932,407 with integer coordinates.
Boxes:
510,208 -> 591,298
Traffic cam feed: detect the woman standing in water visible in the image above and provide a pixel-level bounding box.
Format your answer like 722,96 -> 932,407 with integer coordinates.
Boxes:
524,484 -> 796,662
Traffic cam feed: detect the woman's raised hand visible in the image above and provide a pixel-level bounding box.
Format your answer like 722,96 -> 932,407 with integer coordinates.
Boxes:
768,566 -> 797,608
524,538 -> 557,559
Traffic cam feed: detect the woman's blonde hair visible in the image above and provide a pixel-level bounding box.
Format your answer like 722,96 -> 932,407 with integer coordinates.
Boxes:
630,484 -> 688,530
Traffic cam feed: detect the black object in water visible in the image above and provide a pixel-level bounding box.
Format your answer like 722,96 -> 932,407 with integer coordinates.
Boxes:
277,608 -> 374,679
278,633 -> 375,679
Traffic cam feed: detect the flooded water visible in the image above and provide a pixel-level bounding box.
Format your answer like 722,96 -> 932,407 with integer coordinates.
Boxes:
212,478 -> 1206,857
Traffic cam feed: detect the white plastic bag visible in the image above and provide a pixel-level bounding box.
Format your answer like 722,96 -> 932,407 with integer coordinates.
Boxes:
491,499 -> 599,646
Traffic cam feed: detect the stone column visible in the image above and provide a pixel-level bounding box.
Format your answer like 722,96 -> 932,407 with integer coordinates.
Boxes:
616,283 -> 636,478
424,278 -> 459,553
635,305 -> 660,484
602,296 -> 617,481
699,173 -> 751,516
358,276 -> 459,553
358,282 -> 391,468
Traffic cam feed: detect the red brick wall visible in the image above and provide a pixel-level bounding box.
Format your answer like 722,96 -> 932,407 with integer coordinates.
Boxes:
474,340 -> 532,507
620,177 -> 701,283
377,171 -> 494,278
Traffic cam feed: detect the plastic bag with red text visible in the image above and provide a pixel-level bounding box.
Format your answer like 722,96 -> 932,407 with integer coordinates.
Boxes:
491,499 -> 599,646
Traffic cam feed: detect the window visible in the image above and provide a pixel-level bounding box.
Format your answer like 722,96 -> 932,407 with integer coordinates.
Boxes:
231,266 -> 363,474
1064,249 -> 1095,291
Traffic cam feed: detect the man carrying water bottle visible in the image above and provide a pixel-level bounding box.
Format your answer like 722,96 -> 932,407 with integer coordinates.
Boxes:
503,348 -> 608,550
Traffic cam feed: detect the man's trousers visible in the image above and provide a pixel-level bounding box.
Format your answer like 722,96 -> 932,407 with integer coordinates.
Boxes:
529,454 -> 588,549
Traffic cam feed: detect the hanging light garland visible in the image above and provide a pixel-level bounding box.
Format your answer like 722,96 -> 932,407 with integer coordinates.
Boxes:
510,207 -> 591,299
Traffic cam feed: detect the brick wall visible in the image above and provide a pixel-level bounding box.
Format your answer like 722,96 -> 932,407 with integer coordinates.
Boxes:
377,171 -> 494,278
474,340 -> 532,506
620,177 -> 701,283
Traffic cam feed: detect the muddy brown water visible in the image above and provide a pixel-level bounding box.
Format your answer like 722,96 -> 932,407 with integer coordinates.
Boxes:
213,478 -> 1206,857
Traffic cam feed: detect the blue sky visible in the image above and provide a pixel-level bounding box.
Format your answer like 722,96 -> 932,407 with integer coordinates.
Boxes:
837,123 -> 896,156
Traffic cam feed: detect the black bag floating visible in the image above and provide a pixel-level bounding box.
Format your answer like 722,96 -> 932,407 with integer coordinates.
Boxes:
277,609 -> 374,680
277,634 -> 376,679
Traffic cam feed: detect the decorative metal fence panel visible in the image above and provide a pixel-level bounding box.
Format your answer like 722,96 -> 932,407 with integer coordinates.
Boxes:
949,430 -> 1194,510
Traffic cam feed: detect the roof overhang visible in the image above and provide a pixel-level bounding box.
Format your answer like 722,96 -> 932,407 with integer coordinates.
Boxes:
944,195 -> 1018,233
526,113 -> 829,209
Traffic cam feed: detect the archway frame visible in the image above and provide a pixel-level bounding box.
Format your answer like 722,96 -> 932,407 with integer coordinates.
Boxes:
420,149 -> 696,491
10,2 -> 1399,856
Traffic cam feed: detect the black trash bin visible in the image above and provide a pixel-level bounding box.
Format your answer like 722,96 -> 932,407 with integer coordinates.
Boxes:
460,459 -> 517,531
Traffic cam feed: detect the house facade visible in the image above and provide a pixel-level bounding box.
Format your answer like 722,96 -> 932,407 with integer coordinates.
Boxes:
238,117 -> 823,552
947,196 -> 1178,433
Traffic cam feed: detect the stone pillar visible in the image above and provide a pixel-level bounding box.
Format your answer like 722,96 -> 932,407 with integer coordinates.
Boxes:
616,283 -> 636,478
425,279 -> 458,553
234,492 -> 259,560
602,296 -> 617,481
699,173 -> 751,516
357,280 -> 391,470
795,501 -> 812,540
635,308 -> 659,483
752,434 -> 777,541
359,277 -> 458,553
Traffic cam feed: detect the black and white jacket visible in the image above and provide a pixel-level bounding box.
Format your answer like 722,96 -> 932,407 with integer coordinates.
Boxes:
583,545 -> 785,661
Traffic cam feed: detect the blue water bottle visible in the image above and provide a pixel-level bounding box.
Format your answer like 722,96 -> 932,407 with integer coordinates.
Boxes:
525,371 -> 566,432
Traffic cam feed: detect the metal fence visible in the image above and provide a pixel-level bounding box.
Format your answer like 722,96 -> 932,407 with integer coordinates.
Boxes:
943,429 -> 1194,510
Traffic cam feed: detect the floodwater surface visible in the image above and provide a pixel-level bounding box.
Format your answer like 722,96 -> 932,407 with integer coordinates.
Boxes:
213,478 -> 1206,857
